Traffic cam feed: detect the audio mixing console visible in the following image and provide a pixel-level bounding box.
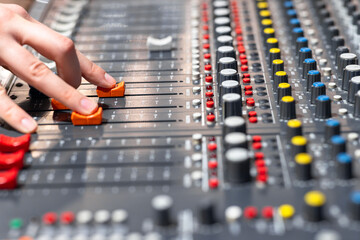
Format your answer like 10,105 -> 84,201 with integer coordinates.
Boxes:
1,0 -> 360,239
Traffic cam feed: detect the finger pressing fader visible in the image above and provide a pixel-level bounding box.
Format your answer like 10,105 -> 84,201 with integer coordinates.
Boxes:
71,107 -> 103,126
97,82 -> 125,98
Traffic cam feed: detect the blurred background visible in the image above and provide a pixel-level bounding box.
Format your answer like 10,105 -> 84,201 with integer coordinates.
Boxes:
0,0 -> 33,10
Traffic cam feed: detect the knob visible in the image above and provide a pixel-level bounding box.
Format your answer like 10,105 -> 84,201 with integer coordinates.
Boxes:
324,119 -> 340,143
330,135 -> 346,157
266,38 -> 279,53
214,17 -> 231,28
215,26 -> 232,37
289,18 -> 301,28
292,27 -> 304,40
295,153 -> 312,181
151,195 -> 173,226
223,116 -> 246,137
323,18 -> 335,28
286,9 -> 297,19
342,65 -> 360,91
298,47 -> 312,66
331,36 -> 345,53
216,35 -> 233,48
280,96 -> 296,120
261,19 -> 273,30
225,148 -> 251,183
315,95 -> 331,119
350,191 -> 360,221
303,191 -> 326,222
327,26 -> 340,42
213,0 -> 228,8
354,90 -> 360,117
217,57 -> 237,71
311,82 -> 326,104
336,153 -> 352,179
296,37 -> 308,52
277,83 -> 292,104
274,71 -> 288,88
337,53 -> 358,79
319,9 -> 330,20
291,136 -> 307,157
222,93 -> 242,119
335,46 -> 349,68
259,9 -> 271,21
347,2 -> 357,15
224,132 -> 248,150
271,59 -> 284,79
198,199 -> 217,225
348,76 -> 360,103
263,28 -> 275,43
214,8 -> 230,18
269,48 -> 281,67
216,46 -> 236,62
302,58 -> 317,79
218,69 -> 239,87
286,119 -> 303,142
220,80 -> 241,99
306,70 -> 321,91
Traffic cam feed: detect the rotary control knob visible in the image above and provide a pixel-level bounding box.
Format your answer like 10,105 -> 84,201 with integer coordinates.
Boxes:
214,8 -> 230,18
331,36 -> 345,53
280,96 -> 296,120
263,28 -> 275,42
269,48 -> 281,67
336,153 -> 352,179
306,70 -> 321,91
291,135 -> 307,157
315,95 -> 331,119
225,148 -> 251,183
335,46 -> 349,67
277,83 -> 292,104
348,76 -> 360,103
303,191 -> 326,222
218,69 -> 239,87
295,153 -> 312,181
342,65 -> 360,91
289,18 -> 300,28
216,35 -> 233,48
350,191 -> 360,221
223,116 -> 247,137
217,57 -> 237,72
198,199 -> 217,225
266,38 -> 279,53
151,195 -> 173,227
311,82 -> 326,104
302,58 -> 317,79
215,26 -> 232,37
337,53 -> 358,79
354,90 -> 360,118
324,119 -> 340,143
330,135 -> 346,157
274,71 -> 288,89
220,80 -> 241,102
224,132 -> 248,150
214,17 -> 231,28
296,37 -> 308,52
298,47 -> 312,66
292,27 -> 304,40
271,59 -> 284,79
216,46 -> 236,62
222,93 -> 242,119
286,119 -> 303,142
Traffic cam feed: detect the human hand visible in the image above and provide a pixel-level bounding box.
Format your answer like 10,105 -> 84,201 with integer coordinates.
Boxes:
0,4 -> 116,133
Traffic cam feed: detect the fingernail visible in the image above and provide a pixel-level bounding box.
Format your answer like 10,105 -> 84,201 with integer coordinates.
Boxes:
105,73 -> 116,87
80,98 -> 98,113
21,118 -> 37,133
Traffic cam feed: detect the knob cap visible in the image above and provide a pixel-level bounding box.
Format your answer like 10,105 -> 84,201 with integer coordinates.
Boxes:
216,46 -> 236,62
213,0 -> 228,8
274,71 -> 288,89
348,76 -> 360,103
198,199 -> 217,225
342,65 -> 360,91
324,119 -> 340,143
214,8 -> 230,18
218,68 -> 239,87
269,48 -> 281,67
280,96 -> 296,120
151,195 -> 173,226
217,57 -> 237,71
335,46 -> 349,68
271,59 -> 284,79
220,80 -> 241,99
261,19 -> 273,30
215,26 -> 232,37
331,36 -> 345,53
302,58 -> 317,79
286,119 -> 303,142
216,35 -> 233,48
222,93 -> 242,119
223,116 -> 246,137
354,90 -> 360,117
263,28 -> 275,43
303,191 -> 326,222
292,27 -> 304,40
338,53 -> 358,79
298,47 -> 312,66
311,82 -> 326,104
291,136 -> 307,157
214,17 -> 231,28
350,191 -> 360,221
336,153 -> 352,179
289,18 -> 301,28
286,9 -> 297,19
295,153 -> 312,181
266,38 -> 279,53
224,132 -> 248,150
330,135 -> 346,157
225,148 -> 251,183
306,70 -> 321,91
277,83 -> 292,104
315,95 -> 331,119
327,26 -> 340,42
296,37 -> 308,52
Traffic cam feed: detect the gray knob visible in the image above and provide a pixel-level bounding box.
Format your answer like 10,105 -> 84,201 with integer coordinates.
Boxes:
348,76 -> 360,103
225,148 -> 251,183
222,93 -> 242,119
223,116 -> 246,137
342,65 -> 360,91
220,80 -> 241,99
224,132 -> 248,150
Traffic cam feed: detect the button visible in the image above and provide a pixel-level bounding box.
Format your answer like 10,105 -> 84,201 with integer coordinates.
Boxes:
311,82 -> 326,104
244,206 -> 258,219
278,204 -> 295,219
277,83 -> 291,104
342,65 -> 360,91
225,148 -> 251,183
76,210 -> 93,224
324,119 -> 340,143
304,191 -> 326,222
0,134 -> 31,153
60,212 -> 75,225
306,70 -> 321,91
97,82 -> 125,98
215,26 -> 231,37
314,230 -> 341,240
348,76 -> 360,103
9,218 -> 23,230
214,17 -> 231,28
192,99 -> 201,107
262,206 -> 273,219
51,99 -> 69,110
152,195 -> 173,226
291,136 -> 307,157
216,35 -> 233,47
315,95 -> 331,119
225,206 -> 242,222
198,199 -> 217,225
71,107 -> 103,126
222,93 -> 242,119
0,168 -> 18,189
146,36 -> 172,51
43,212 -> 57,225
331,36 -> 344,53
335,46 -> 349,67
94,210 -> 110,224
280,96 -> 296,120
295,153 -> 312,180
336,153 -> 352,179
0,149 -> 25,170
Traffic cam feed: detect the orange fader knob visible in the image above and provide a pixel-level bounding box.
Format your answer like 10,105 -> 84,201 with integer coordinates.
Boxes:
96,81 -> 125,97
71,107 -> 103,126
51,99 -> 69,110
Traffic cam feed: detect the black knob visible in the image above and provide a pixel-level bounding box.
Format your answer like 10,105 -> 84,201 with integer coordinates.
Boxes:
225,148 -> 251,183
277,83 -> 292,104
223,116 -> 246,137
218,68 -> 239,87
319,9 -> 330,20
280,96 -> 296,120
220,80 -> 241,99
217,57 -> 237,72
286,9 -> 297,19
215,26 -> 232,37
348,76 -> 360,103
336,153 -> 352,179
306,70 -> 321,91
214,17 -> 231,28
323,18 -> 335,28
303,191 -> 326,222
331,36 -> 345,53
296,37 -> 308,53
295,153 -> 312,181
274,71 -> 288,89
263,28 -> 275,43
352,12 -> 360,25
311,82 -> 326,104
335,46 -> 349,68
337,53 -> 358,79
330,135 -> 346,157
198,199 -> 217,225
271,59 -> 284,79
350,191 -> 360,221
347,2 -> 357,15
151,195 -> 173,226
292,27 -> 304,40
315,95 -> 331,119
216,35 -> 233,48
324,119 -> 340,143
224,132 -> 248,150
298,47 -> 312,66
289,18 -> 301,28
354,91 -> 360,117
286,119 -> 303,142
302,58 -> 317,79
216,46 -> 236,62
266,38 -> 279,53
269,48 -> 281,67
327,26 -> 340,42
291,135 -> 307,157
222,93 -> 242,119
342,65 -> 360,91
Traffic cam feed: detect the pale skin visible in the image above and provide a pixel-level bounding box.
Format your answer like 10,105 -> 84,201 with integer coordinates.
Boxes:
0,4 -> 117,133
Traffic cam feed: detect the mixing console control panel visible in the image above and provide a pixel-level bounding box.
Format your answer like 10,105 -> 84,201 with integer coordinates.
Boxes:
1,0 -> 360,239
